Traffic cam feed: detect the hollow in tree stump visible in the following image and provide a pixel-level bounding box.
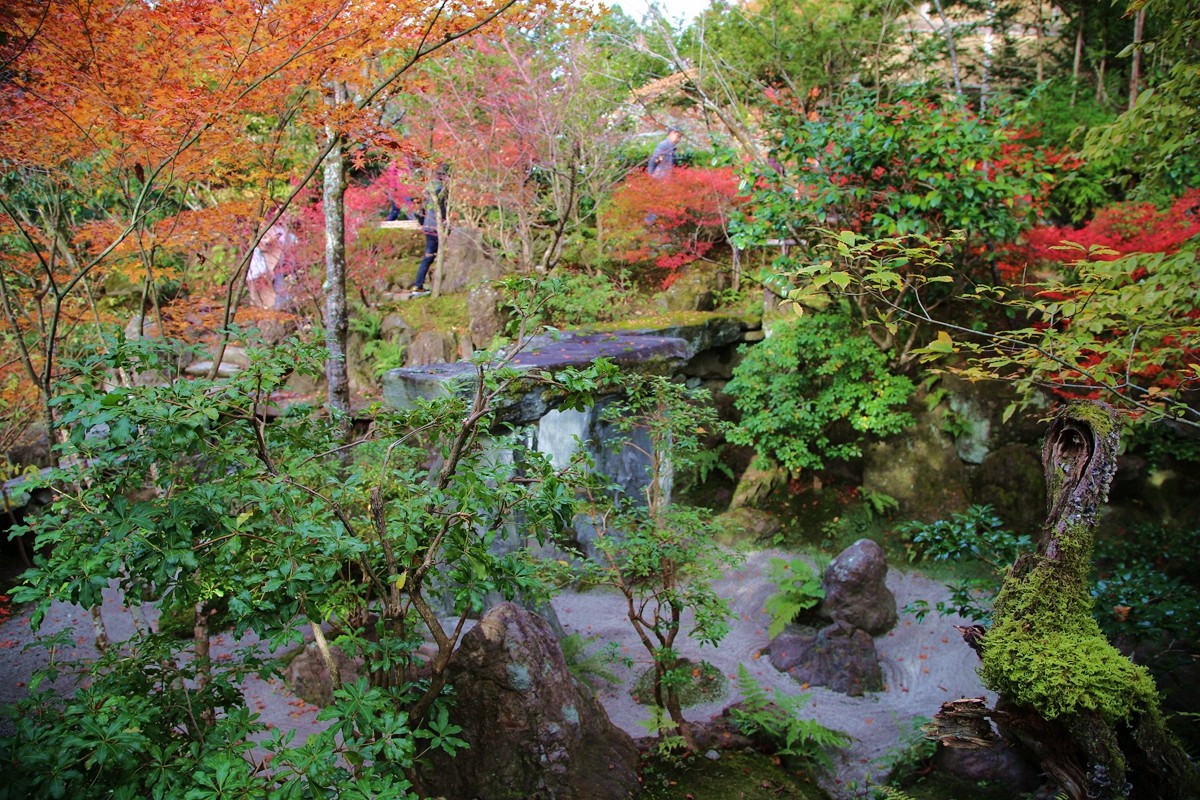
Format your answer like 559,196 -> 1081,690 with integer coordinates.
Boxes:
929,401 -> 1200,800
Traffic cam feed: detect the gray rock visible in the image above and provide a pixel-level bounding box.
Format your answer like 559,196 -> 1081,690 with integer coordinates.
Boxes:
714,506 -> 782,545
419,603 -> 639,800
933,740 -> 1040,792
381,332 -> 692,426
862,415 -> 970,520
284,642 -> 360,707
124,314 -> 162,341
767,620 -> 884,697
380,313 -> 410,339
729,457 -> 787,511
819,539 -> 897,635
467,282 -> 505,349
439,228 -> 502,295
658,270 -> 714,312
972,443 -> 1045,534
947,391 -> 991,464
406,330 -> 458,367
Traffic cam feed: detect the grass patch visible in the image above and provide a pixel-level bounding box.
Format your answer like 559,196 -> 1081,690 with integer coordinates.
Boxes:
380,294 -> 469,340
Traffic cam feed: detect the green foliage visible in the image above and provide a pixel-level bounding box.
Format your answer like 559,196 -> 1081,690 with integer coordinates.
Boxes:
736,87 -> 1056,248
763,557 -> 824,638
1092,523 -> 1200,649
871,715 -> 938,790
362,338 -> 407,378
537,269 -> 630,327
559,633 -> 624,690
1,326 -> 615,798
871,788 -> 918,800
682,0 -> 894,103
580,375 -> 742,746
726,310 -> 915,474
631,660 -> 728,708
859,487 -> 899,518
945,242 -> 1200,429
898,505 -> 1032,623
730,665 -> 849,768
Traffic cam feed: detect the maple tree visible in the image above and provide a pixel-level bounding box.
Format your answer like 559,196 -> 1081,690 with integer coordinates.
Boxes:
604,166 -> 745,285
404,18 -> 626,275
0,0 -> 562,438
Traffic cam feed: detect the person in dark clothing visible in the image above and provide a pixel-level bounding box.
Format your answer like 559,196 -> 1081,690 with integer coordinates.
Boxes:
647,127 -> 682,179
387,166 -> 447,296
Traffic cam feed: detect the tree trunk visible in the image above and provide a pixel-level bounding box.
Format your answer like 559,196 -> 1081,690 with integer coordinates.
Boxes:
194,600 -> 215,728
932,0 -> 963,97
323,92 -> 351,443
929,402 -> 1200,800
1128,7 -> 1146,111
1071,2 -> 1085,106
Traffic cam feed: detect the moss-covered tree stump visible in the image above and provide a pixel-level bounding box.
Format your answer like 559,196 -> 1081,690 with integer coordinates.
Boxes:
929,401 -> 1200,800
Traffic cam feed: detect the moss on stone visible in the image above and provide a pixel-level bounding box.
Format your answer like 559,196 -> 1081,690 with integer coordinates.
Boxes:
980,402 -> 1158,724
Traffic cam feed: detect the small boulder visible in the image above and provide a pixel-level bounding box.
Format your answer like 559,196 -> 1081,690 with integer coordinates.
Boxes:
438,228 -> 502,295
713,506 -> 782,545
933,741 -> 1040,793
406,330 -> 458,367
767,620 -> 884,697
467,282 -> 505,349
819,538 -> 897,635
419,603 -> 639,800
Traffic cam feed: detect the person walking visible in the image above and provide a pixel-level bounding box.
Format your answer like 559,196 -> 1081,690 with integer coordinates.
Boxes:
407,166 -> 447,296
647,127 -> 682,179
386,164 -> 447,297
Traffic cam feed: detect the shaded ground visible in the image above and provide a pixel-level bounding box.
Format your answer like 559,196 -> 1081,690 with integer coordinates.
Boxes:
0,549 -> 985,798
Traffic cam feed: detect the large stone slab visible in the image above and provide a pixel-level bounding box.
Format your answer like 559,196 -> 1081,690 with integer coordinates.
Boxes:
381,331 -> 692,425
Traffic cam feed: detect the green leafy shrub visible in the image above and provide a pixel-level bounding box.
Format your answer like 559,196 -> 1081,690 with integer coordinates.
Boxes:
581,375 -> 742,750
1,328 -> 615,799
730,665 -> 849,768
735,86 -> 1059,251
763,557 -> 824,638
542,269 -> 628,326
897,504 -> 1030,623
726,310 -> 915,474
631,660 -> 727,708
1092,523 -> 1200,649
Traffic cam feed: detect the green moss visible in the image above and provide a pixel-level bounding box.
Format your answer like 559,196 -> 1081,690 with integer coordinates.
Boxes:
980,520 -> 1158,723
639,749 -> 829,800
381,294 -> 469,339
1065,399 -> 1119,438
980,401 -> 1159,724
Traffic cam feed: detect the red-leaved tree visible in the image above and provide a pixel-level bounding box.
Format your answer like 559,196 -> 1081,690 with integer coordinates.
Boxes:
603,167 -> 745,286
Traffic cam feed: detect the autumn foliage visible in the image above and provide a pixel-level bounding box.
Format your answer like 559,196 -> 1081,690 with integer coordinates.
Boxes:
997,190 -> 1200,282
604,167 -> 745,283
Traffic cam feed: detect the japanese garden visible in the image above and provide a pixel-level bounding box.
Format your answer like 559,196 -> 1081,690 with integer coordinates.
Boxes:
0,1 -> 1198,798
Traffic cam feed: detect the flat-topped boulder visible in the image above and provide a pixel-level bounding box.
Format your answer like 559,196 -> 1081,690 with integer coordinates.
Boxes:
382,331 -> 693,424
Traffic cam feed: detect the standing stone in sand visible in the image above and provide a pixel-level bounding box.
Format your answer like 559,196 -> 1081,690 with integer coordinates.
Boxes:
767,620 -> 884,697
418,602 -> 639,800
819,538 -> 897,635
